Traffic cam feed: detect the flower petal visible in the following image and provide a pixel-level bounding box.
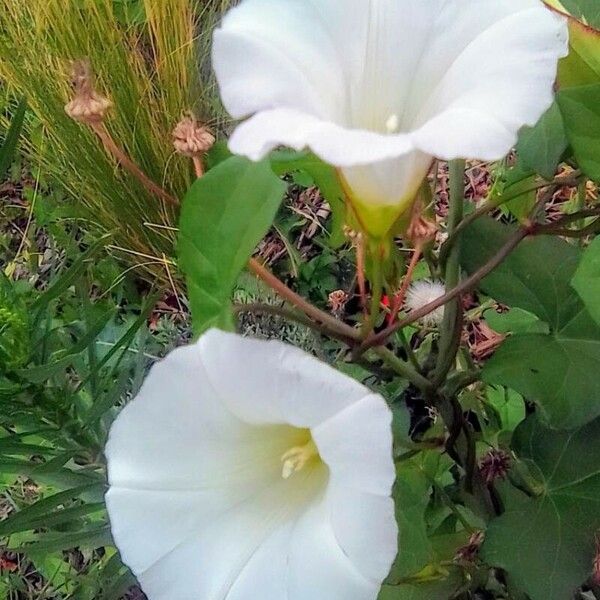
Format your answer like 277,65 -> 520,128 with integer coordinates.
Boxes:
212,0 -> 349,121
286,492 -> 382,600
410,4 -> 568,159
341,153 -> 431,209
105,340 -> 307,577
136,468 -> 328,599
312,394 -> 396,495
215,0 -> 567,169
106,342 -> 299,491
229,108 -> 415,167
327,484 -> 398,583
197,329 -> 372,427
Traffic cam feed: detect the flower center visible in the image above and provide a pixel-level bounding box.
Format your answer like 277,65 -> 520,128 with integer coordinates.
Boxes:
280,438 -> 319,479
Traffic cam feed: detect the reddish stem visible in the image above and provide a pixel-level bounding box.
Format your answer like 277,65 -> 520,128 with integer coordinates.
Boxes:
388,243 -> 422,324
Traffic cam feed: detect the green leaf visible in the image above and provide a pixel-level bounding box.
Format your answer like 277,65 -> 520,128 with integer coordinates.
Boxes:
100,569 -> 137,600
15,354 -> 80,384
483,414 -> 600,600
16,308 -> 115,383
178,156 -> 286,335
0,272 -> 30,370
461,217 -> 581,330
12,526 -> 112,554
1,502 -> 105,536
31,235 -> 111,312
545,1 -> 600,87
0,484 -> 105,536
0,97 -> 26,180
271,150 -> 347,247
379,568 -> 465,600
485,386 -> 526,433
516,102 -> 568,180
483,325 -> 600,429
558,83 -> 600,181
381,454 -> 474,600
95,551 -> 136,600
490,162 -> 537,223
560,0 -> 600,26
0,458 -> 103,489
387,463 -> 434,581
462,217 -> 600,429
112,0 -> 146,26
484,307 -> 549,336
572,235 -> 600,325
83,369 -> 130,428
86,291 -> 158,378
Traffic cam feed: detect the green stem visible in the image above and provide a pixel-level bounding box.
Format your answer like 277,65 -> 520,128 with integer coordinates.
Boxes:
428,474 -> 476,534
535,217 -> 600,238
576,179 -> 587,235
397,328 -> 422,372
372,346 -> 433,392
433,159 -> 465,386
365,253 -> 383,337
247,258 -> 360,344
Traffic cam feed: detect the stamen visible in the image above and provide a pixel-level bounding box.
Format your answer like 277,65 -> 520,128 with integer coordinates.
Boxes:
280,439 -> 319,479
385,114 -> 400,134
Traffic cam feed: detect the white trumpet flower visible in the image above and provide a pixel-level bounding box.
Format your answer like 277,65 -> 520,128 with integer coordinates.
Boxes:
212,0 -> 568,237
105,329 -> 397,600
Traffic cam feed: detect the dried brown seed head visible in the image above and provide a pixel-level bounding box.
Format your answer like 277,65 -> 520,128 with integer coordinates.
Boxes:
328,290 -> 349,315
173,113 -> 215,157
64,59 -> 112,125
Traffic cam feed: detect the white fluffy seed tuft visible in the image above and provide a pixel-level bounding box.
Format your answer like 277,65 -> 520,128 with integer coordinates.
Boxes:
405,280 -> 446,327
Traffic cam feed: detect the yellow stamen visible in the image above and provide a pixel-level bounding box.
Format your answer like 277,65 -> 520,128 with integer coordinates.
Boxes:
385,114 -> 400,134
280,439 -> 319,479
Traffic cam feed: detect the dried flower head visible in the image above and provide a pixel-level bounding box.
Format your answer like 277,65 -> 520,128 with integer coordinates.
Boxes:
328,290 -> 349,316
406,201 -> 438,245
405,280 -> 445,327
454,531 -> 485,565
64,59 -> 112,125
479,448 -> 512,484
172,113 -> 215,157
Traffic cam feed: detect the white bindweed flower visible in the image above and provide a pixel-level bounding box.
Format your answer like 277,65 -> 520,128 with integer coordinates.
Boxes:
406,280 -> 446,327
105,329 -> 397,600
212,0 -> 568,237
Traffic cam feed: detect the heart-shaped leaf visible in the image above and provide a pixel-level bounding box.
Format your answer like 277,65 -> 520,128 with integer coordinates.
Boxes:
572,235 -> 600,324
483,414 -> 600,600
461,217 -> 600,429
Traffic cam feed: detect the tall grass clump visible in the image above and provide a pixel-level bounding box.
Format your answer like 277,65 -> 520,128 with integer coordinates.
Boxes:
0,0 -> 232,285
